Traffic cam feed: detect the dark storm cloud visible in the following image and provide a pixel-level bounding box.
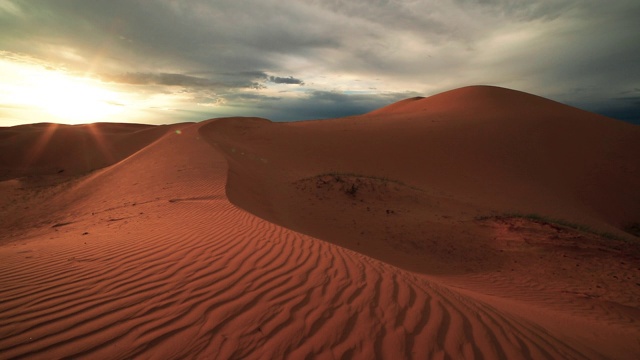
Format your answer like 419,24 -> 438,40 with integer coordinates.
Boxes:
584,94 -> 640,125
213,90 -> 422,121
105,71 -> 269,90
298,91 -> 421,120
226,93 -> 282,102
103,71 -> 305,92
1,0 -> 639,123
269,76 -> 305,85
0,0 -> 335,75
291,91 -> 417,119
235,71 -> 270,79
109,73 -> 214,87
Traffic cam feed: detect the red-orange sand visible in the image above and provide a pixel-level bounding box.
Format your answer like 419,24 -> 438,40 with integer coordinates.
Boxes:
1,86 -> 639,359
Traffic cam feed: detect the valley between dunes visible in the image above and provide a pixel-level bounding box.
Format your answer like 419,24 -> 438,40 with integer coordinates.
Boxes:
1,86 -> 639,359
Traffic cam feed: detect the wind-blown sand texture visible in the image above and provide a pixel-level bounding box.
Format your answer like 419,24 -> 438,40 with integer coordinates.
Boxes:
1,86 -> 639,359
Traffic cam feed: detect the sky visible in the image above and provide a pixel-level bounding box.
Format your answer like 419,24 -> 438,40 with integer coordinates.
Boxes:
1,0 -> 639,126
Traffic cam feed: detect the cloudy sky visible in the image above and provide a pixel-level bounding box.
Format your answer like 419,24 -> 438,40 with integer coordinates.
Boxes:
1,0 -> 639,126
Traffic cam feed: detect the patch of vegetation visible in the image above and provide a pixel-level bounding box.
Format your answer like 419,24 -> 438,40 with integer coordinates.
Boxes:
345,183 -> 359,197
301,171 -> 423,192
475,213 -> 627,241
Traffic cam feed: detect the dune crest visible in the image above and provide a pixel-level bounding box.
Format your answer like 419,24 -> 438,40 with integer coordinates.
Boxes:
369,85 -> 571,115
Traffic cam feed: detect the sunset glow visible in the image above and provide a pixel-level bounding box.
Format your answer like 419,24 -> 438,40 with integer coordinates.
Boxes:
33,75 -> 124,124
1,59 -> 126,124
0,1 -> 638,125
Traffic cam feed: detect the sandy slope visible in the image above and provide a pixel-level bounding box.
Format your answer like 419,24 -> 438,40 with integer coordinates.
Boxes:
1,86 -> 639,358
0,122 -> 174,243
0,122 -> 169,180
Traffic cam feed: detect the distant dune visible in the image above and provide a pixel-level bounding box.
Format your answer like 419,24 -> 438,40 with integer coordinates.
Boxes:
1,86 -> 638,358
0,122 -> 169,180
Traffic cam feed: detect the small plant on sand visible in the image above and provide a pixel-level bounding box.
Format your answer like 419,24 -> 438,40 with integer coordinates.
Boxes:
345,183 -> 359,197
302,171 -> 423,192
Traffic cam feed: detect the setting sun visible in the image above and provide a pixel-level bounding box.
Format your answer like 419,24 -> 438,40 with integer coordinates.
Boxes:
1,59 -> 126,124
0,54 -> 211,127
32,72 -> 125,124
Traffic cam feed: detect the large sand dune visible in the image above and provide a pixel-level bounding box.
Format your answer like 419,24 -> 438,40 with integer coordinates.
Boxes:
1,86 -> 639,358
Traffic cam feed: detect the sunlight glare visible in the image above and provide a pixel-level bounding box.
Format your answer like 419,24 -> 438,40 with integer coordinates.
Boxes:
1,59 -> 126,124
29,72 -> 124,124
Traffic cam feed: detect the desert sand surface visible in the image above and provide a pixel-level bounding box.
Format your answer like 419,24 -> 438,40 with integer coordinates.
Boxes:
1,86 -> 639,359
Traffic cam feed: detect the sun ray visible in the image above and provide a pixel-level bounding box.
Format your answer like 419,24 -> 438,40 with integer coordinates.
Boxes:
23,123 -> 59,169
86,123 -> 116,165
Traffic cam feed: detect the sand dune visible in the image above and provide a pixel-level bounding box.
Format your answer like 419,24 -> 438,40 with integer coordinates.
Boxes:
1,86 -> 639,358
0,122 -> 170,181
199,86 -> 640,273
202,86 -> 640,233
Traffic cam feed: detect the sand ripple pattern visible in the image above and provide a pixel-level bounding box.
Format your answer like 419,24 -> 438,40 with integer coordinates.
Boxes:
0,123 -> 590,359
0,200 -> 587,359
